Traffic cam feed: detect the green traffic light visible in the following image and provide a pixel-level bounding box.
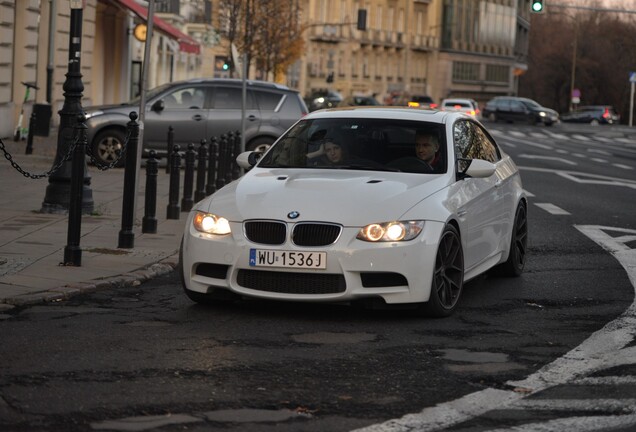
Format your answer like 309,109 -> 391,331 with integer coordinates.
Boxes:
222,63 -> 229,71
531,1 -> 544,12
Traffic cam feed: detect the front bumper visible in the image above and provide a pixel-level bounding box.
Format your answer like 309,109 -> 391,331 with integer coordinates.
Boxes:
181,213 -> 445,305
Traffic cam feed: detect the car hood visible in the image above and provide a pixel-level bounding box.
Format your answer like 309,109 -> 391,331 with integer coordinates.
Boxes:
196,168 -> 449,226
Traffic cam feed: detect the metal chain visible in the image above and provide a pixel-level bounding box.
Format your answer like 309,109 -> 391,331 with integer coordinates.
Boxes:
85,128 -> 131,171
0,135 -> 79,179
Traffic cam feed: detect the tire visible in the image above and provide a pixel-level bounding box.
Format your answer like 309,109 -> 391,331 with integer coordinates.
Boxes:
590,119 -> 600,126
92,128 -> 126,167
247,136 -> 275,153
418,224 -> 464,317
498,202 -> 528,277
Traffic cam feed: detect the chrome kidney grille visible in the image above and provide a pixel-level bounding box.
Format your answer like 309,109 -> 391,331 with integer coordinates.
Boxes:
243,221 -> 342,247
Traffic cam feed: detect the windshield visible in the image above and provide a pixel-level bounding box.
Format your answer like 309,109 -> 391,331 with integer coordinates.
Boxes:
521,99 -> 542,109
257,118 -> 447,174
127,83 -> 174,105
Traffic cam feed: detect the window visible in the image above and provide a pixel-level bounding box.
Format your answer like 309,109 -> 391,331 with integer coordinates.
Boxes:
453,120 -> 500,171
213,87 -> 256,109
452,61 -> 480,81
485,64 -> 509,83
163,87 -> 203,109
254,90 -> 283,111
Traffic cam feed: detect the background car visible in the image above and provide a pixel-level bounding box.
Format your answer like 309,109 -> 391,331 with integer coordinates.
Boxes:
180,108 -> 527,317
305,90 -> 343,111
441,98 -> 480,118
84,78 -> 308,166
407,95 -> 437,109
482,96 -> 558,126
560,105 -> 620,125
337,95 -> 381,107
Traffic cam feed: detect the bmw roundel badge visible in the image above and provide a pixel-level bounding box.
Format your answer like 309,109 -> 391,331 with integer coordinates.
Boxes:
287,211 -> 300,219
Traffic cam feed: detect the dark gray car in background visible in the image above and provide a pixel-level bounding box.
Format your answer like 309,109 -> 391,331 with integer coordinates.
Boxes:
482,96 -> 558,126
84,79 -> 308,166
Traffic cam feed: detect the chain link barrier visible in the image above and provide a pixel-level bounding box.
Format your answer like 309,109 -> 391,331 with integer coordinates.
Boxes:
0,124 -> 131,178
0,134 -> 79,179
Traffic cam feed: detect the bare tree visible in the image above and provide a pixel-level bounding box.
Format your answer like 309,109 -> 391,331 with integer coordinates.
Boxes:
520,8 -> 636,121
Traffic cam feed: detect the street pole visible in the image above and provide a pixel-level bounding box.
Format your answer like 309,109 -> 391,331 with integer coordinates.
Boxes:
630,81 -> 634,127
569,19 -> 578,112
46,0 -> 57,103
41,0 -> 93,214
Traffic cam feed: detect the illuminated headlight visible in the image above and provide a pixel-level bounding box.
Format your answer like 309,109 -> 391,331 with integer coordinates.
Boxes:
357,221 -> 424,242
192,211 -> 231,235
539,112 -> 546,117
84,110 -> 103,119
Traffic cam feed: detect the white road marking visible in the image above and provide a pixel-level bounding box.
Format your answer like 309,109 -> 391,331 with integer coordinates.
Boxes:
591,158 -> 608,163
613,163 -> 634,170
572,134 -> 591,141
535,203 -> 571,215
588,148 -> 611,155
572,153 -> 586,158
354,225 -> 636,432
518,166 -> 636,189
518,154 -> 577,165
523,189 -> 535,198
555,149 -> 568,154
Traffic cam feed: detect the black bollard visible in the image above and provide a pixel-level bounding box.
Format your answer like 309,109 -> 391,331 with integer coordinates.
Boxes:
225,134 -> 235,185
232,131 -> 241,180
118,112 -> 140,249
181,143 -> 196,212
206,137 -> 218,196
194,139 -> 207,202
63,114 -> 88,266
216,134 -> 228,190
142,150 -> 158,234
166,125 -> 174,174
166,144 -> 181,219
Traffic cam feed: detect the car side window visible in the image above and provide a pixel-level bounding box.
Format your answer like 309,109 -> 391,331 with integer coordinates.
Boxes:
254,90 -> 284,111
212,87 -> 257,109
453,120 -> 500,171
163,87 -> 202,109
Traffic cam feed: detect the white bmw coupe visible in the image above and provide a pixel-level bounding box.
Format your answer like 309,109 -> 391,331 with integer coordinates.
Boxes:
180,107 -> 527,317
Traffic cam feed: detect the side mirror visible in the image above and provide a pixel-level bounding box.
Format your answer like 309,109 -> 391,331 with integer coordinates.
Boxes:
236,151 -> 261,170
458,158 -> 496,179
151,99 -> 165,112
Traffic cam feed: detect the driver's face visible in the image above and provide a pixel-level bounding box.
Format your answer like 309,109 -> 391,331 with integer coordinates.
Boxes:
415,135 -> 439,163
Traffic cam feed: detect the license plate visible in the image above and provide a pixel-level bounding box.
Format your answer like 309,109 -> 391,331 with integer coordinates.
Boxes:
249,249 -> 327,269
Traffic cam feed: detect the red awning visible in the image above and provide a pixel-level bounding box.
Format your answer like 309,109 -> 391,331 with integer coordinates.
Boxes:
110,0 -> 201,54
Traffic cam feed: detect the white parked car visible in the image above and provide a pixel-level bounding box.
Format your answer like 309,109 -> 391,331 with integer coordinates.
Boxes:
180,107 -> 528,317
441,98 -> 481,118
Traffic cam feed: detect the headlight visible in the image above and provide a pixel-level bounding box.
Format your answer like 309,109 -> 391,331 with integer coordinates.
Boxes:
538,111 -> 546,117
84,110 -> 103,119
357,221 -> 424,242
192,211 -> 231,235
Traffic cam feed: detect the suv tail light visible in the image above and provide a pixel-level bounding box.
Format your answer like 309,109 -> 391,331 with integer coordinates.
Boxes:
602,108 -> 610,119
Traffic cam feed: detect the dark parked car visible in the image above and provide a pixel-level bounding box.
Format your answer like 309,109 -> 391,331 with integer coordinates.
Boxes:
407,95 -> 437,109
305,90 -> 343,111
337,95 -> 381,107
561,105 -> 620,125
482,96 -> 558,126
84,78 -> 308,166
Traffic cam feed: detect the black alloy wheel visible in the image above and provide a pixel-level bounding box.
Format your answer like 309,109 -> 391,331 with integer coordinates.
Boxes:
419,224 -> 464,317
499,202 -> 528,277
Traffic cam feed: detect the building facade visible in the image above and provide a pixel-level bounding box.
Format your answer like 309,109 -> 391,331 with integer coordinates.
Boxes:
1,0 -> 530,139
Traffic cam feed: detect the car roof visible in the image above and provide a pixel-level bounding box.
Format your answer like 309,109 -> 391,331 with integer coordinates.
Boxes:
163,78 -> 295,92
303,106 -> 465,124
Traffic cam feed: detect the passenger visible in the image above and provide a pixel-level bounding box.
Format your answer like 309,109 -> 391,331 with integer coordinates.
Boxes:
309,136 -> 348,166
415,130 -> 441,168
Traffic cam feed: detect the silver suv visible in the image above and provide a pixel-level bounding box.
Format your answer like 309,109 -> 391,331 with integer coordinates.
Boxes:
84,79 -> 308,166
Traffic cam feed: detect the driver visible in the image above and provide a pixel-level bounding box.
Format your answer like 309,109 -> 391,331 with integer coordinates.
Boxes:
415,130 -> 440,168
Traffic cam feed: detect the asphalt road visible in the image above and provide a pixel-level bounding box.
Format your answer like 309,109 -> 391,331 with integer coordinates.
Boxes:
1,122 -> 635,432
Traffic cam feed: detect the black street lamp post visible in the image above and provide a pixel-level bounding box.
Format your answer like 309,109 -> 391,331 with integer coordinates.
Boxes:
41,0 -> 93,214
